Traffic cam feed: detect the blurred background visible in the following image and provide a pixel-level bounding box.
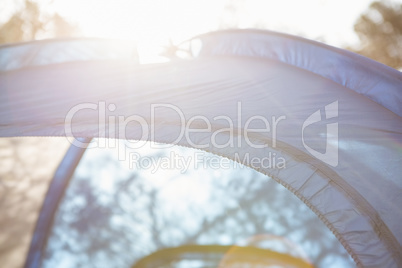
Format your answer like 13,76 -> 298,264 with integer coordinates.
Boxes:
0,0 -> 401,68
42,141 -> 355,268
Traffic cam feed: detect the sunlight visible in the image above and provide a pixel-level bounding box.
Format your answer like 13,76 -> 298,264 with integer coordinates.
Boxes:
51,0 -> 228,62
41,0 -> 376,63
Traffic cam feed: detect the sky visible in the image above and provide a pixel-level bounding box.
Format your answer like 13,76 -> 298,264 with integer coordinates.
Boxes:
2,0 -> 394,63
1,0 -> 380,49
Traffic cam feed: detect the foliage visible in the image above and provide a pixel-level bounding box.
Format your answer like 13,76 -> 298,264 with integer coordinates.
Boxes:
0,0 -> 79,44
351,1 -> 402,69
42,145 -> 354,268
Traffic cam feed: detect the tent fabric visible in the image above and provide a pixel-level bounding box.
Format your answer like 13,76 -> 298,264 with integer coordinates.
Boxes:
181,30 -> 402,117
0,38 -> 138,71
0,29 -> 401,267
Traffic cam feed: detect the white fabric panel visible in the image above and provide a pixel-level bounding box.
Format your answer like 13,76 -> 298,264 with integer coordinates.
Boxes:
182,30 -> 402,116
0,30 -> 401,267
0,38 -> 138,71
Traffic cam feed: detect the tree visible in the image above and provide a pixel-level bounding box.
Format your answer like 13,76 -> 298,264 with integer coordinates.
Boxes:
0,0 -> 79,44
352,1 -> 402,69
42,145 -> 354,268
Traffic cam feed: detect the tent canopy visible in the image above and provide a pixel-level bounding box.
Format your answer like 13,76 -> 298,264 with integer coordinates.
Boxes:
0,29 -> 401,268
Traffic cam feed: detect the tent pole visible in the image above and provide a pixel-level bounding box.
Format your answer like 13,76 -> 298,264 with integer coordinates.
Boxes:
24,138 -> 92,268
